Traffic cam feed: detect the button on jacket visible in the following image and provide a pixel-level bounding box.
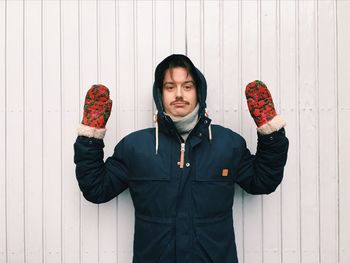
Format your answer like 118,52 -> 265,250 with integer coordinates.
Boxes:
74,54 -> 289,263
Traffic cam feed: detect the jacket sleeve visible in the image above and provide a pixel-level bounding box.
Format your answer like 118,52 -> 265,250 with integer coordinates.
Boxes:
74,136 -> 129,204
235,128 -> 289,194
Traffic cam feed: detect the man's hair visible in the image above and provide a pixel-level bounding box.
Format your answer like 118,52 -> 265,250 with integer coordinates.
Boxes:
161,56 -> 197,88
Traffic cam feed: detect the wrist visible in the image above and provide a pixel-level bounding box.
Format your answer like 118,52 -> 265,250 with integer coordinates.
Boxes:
257,115 -> 286,135
77,123 -> 106,139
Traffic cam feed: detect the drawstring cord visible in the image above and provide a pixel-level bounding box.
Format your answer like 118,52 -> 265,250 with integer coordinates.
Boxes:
153,111 -> 159,154
205,108 -> 212,142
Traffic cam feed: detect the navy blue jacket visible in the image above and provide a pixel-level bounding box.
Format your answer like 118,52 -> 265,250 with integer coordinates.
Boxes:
74,54 -> 289,263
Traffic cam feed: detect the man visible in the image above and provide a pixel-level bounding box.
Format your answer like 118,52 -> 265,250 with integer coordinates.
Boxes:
74,54 -> 289,263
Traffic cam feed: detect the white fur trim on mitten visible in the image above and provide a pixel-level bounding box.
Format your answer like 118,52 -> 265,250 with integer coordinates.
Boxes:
77,124 -> 106,139
257,115 -> 286,135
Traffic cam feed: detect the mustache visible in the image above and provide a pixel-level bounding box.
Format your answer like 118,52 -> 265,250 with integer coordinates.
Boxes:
170,99 -> 190,105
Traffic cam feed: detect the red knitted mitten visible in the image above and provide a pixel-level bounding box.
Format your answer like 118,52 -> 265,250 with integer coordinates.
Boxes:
245,80 -> 277,128
82,84 -> 112,129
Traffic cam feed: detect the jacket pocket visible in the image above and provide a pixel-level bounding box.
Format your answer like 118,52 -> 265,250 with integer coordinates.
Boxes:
193,214 -> 238,263
194,147 -> 235,182
192,154 -> 235,218
133,215 -> 175,263
128,149 -> 175,217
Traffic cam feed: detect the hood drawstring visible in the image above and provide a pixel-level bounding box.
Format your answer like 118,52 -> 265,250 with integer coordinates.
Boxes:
205,108 -> 212,142
154,111 -> 159,154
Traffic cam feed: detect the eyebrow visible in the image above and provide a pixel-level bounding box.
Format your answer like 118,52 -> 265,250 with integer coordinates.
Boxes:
163,80 -> 195,86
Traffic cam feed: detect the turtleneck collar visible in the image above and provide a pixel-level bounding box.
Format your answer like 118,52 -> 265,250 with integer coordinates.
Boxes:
165,104 -> 199,141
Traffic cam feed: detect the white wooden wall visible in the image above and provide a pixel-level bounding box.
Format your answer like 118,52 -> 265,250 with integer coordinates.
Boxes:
1,0 -> 349,262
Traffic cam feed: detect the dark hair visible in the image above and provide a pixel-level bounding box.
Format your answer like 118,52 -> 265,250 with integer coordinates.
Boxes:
161,56 -> 198,88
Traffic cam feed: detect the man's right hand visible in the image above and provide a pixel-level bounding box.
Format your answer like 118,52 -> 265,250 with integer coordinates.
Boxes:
82,84 -> 112,129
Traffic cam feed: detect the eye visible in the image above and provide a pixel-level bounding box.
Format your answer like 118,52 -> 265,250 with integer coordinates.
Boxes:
164,85 -> 174,91
184,85 -> 194,91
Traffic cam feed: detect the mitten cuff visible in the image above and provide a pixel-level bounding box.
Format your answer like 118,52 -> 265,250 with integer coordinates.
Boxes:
77,124 -> 106,139
257,115 -> 286,135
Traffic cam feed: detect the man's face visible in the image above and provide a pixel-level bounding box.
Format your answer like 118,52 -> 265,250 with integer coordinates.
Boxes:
162,67 -> 198,118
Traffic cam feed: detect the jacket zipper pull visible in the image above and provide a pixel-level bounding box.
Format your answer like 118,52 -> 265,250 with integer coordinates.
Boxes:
179,143 -> 185,169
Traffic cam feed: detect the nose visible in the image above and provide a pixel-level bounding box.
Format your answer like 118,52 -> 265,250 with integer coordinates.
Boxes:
175,85 -> 183,99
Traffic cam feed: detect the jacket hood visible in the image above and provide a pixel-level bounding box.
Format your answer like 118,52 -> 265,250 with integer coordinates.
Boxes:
152,54 -> 207,118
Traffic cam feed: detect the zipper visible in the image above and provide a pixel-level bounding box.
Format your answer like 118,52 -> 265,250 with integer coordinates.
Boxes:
171,115 -> 203,169
179,143 -> 185,169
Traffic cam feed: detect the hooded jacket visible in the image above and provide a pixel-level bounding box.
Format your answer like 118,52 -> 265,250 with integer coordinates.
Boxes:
74,54 -> 289,263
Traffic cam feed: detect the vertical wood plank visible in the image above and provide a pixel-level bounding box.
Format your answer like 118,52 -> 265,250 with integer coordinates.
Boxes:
317,1 -> 339,263
298,1 -> 319,262
6,0 -> 25,262
61,0 -> 81,262
79,0 -> 99,262
279,1 -> 300,262
241,1 -> 263,262
154,1 -> 171,64
203,0 -> 222,124
186,0 -> 202,68
42,1 -> 62,262
337,1 -> 350,262
0,0 -> 7,262
135,0 -> 153,130
117,1 -> 135,262
97,1 -> 118,262
173,0 -> 186,54
260,1 -> 281,263
24,0 -> 43,262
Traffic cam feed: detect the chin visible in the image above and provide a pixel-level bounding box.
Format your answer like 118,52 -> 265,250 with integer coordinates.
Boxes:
172,110 -> 188,118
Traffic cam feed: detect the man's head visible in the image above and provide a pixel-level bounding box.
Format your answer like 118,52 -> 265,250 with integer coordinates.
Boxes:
161,59 -> 198,118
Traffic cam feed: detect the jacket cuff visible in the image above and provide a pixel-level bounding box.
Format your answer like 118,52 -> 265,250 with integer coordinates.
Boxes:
257,115 -> 286,135
77,124 -> 106,139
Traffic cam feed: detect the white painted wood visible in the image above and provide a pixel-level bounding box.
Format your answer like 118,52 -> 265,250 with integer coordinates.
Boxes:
154,1 -> 172,66
183,3 -> 203,106
337,1 -> 350,263
5,1 -> 25,262
298,1 -> 319,263
203,1 -> 222,124
42,1 -> 62,262
317,1 -> 339,263
172,0 -> 186,54
135,0 -> 153,130
23,1 -> 43,262
279,1 -> 300,263
0,1 -> 7,262
2,0 -> 350,262
61,1 -> 81,263
185,0 -> 202,68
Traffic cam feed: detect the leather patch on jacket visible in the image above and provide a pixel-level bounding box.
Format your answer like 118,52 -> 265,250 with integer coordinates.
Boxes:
222,169 -> 229,177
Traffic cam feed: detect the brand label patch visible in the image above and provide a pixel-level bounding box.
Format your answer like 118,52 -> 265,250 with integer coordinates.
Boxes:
222,169 -> 229,177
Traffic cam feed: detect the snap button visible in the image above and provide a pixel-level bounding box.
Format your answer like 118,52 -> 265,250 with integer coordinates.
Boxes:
269,136 -> 273,141
186,163 -> 190,167
177,161 -> 180,165
89,140 -> 93,144
198,132 -> 202,137
204,120 -> 208,124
